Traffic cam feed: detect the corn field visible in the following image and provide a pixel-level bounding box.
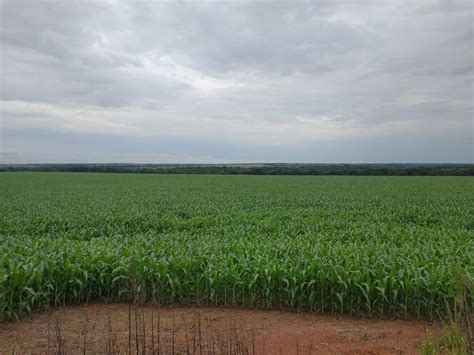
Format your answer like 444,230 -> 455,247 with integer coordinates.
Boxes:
0,173 -> 472,321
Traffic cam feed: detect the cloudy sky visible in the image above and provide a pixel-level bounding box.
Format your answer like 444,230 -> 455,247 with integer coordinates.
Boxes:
0,0 -> 472,163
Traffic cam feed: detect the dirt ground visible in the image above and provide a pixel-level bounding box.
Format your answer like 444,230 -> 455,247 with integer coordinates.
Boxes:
0,303 -> 439,354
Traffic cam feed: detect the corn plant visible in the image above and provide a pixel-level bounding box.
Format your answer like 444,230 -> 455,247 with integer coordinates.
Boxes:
0,173 -> 472,321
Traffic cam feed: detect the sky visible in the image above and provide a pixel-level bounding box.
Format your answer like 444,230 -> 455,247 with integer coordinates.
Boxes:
0,0 -> 473,164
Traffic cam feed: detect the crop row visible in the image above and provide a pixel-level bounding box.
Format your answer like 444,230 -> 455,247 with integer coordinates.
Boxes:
0,173 -> 472,321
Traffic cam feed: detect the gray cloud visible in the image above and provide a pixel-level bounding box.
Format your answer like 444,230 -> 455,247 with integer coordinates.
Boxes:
0,0 -> 472,163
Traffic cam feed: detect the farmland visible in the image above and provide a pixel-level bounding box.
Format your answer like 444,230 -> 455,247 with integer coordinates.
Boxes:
0,172 -> 472,322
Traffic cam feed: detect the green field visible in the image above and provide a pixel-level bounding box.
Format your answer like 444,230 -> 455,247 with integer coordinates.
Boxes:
0,173 -> 472,321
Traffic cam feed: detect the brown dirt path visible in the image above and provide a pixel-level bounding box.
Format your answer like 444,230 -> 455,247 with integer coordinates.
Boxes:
0,304 -> 439,354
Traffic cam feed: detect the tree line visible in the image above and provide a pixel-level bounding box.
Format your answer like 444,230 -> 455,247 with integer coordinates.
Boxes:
1,163 -> 473,176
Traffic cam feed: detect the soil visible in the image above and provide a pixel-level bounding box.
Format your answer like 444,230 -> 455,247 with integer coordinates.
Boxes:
0,303 -> 439,354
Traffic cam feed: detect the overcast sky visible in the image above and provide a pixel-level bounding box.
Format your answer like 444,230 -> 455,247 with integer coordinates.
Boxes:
0,0 -> 472,164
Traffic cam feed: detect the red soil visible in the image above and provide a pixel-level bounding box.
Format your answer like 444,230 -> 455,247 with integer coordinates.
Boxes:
0,304 -> 439,354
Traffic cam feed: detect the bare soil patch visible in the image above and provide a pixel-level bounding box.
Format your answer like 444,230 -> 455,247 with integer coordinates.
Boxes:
0,304 -> 439,354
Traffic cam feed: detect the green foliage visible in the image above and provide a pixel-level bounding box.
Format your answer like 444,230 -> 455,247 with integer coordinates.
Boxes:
421,276 -> 473,354
0,173 -> 472,321
421,328 -> 470,355
1,163 -> 473,176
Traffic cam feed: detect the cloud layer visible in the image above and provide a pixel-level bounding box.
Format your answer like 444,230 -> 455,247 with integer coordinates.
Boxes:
1,0 -> 472,163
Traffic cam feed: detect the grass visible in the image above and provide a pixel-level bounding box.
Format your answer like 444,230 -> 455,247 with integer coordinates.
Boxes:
421,276 -> 472,354
0,173 -> 472,321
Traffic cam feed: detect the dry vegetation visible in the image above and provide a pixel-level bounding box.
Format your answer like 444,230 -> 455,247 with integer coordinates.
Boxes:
1,304 -> 438,354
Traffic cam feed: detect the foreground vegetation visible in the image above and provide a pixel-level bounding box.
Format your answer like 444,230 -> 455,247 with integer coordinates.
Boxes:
0,173 -> 472,322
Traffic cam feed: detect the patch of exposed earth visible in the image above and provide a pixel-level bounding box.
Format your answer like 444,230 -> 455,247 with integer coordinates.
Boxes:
0,304 -> 439,354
